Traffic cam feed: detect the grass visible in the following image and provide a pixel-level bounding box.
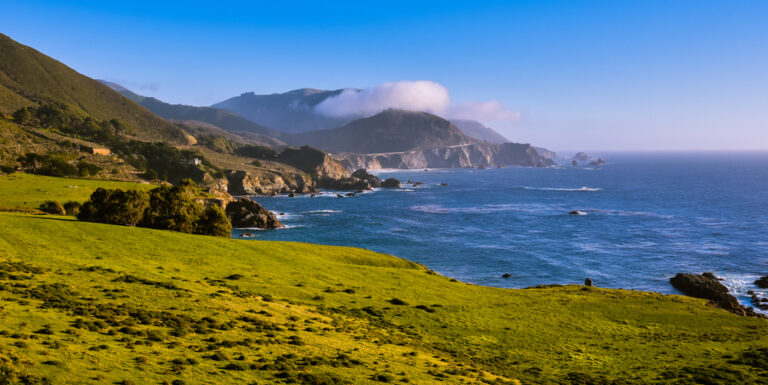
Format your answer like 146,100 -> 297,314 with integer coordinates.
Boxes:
0,173 -> 154,208
0,177 -> 766,384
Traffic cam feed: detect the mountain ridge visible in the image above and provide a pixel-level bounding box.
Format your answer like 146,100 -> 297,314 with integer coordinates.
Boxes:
211,88 -> 354,132
288,109 -> 477,153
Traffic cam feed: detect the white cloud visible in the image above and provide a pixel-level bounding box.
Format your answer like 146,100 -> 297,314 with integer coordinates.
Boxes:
314,80 -> 519,122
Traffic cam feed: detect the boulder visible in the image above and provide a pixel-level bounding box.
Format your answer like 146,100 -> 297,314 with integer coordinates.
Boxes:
381,178 -> 401,188
669,272 -> 762,317
584,278 -> 593,287
755,276 -> 768,289
225,198 -> 284,229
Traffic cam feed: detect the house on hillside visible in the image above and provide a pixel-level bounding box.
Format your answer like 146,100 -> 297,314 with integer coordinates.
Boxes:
82,146 -> 111,156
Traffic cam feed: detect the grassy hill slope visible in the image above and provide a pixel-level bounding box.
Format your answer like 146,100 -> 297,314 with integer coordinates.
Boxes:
0,177 -> 766,384
0,34 -> 186,144
0,173 -> 154,208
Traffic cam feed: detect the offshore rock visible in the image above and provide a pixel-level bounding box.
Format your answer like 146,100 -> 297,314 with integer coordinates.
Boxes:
226,198 -> 284,229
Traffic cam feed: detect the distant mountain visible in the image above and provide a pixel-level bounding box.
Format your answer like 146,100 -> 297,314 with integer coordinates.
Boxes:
101,81 -> 282,140
212,88 -> 355,133
288,109 -> 477,153
450,119 -> 509,144
0,33 -> 186,144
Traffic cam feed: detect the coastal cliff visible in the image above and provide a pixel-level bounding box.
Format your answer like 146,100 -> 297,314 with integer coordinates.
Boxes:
338,142 -> 554,170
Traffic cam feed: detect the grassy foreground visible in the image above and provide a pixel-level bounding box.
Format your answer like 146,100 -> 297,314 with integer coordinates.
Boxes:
0,214 -> 766,384
0,175 -> 766,384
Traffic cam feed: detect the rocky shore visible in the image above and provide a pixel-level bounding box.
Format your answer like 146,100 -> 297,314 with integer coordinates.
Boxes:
670,272 -> 765,318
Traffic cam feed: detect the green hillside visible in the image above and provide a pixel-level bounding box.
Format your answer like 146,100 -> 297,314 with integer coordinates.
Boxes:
0,178 -> 766,384
0,34 -> 186,144
0,173 -> 154,208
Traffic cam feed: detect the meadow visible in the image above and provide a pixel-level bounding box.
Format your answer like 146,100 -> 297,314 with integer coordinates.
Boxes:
0,175 -> 766,384
0,173 -> 154,209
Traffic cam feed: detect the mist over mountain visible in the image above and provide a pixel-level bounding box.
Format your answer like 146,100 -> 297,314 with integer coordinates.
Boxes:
211,88 -> 355,133
450,119 -> 509,144
288,109 -> 477,154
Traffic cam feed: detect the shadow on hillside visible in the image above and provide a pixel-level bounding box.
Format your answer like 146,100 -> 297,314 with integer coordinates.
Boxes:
22,215 -> 78,222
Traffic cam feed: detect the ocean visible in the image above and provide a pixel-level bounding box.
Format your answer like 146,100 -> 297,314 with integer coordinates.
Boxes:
234,152 -> 768,311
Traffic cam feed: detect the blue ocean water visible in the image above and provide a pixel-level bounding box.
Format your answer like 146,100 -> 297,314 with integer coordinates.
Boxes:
234,152 -> 768,310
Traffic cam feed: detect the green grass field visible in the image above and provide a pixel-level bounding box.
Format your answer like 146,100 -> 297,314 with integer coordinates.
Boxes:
0,176 -> 766,384
0,173 -> 154,208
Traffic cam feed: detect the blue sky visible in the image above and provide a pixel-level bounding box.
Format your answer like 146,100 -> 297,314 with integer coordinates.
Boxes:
2,0 -> 767,151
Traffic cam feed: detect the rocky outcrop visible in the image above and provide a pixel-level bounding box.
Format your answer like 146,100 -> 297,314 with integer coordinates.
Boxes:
589,158 -> 607,166
533,146 -> 557,162
275,146 -> 349,180
318,168 -> 401,191
381,178 -> 401,188
225,198 -> 284,229
227,170 -> 314,196
573,152 -> 591,162
755,276 -> 768,289
338,142 -> 554,170
670,272 -> 764,317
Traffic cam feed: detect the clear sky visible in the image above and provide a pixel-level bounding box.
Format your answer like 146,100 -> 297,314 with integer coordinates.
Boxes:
2,0 -> 766,151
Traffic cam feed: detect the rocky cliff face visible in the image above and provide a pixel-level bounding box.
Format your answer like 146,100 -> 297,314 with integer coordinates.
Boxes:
227,170 -> 314,196
338,142 -> 554,170
275,146 -> 349,180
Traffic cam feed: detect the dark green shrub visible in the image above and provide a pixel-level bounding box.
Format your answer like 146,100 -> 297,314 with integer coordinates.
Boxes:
143,169 -> 158,181
38,157 -> 77,177
0,164 -> 15,174
388,298 -> 408,306
39,200 -> 65,215
235,145 -> 277,159
77,188 -> 150,226
77,161 -> 101,177
77,180 -> 231,236
12,107 -> 31,124
195,205 -> 232,237
62,201 -> 81,216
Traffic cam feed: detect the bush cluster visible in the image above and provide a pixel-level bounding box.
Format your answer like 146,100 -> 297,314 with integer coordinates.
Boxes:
77,179 -> 231,236
16,153 -> 103,177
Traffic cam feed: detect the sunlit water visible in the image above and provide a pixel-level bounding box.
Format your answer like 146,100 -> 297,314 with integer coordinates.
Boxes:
234,152 -> 768,311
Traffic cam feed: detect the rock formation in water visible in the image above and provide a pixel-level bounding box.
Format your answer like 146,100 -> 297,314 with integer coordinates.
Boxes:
670,272 -> 764,317
226,198 -> 284,229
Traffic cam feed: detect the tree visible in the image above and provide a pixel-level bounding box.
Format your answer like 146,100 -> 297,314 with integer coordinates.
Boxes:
39,200 -> 65,215
78,188 -> 149,226
196,205 -> 232,237
77,161 -> 102,177
12,107 -> 31,125
143,169 -> 159,181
